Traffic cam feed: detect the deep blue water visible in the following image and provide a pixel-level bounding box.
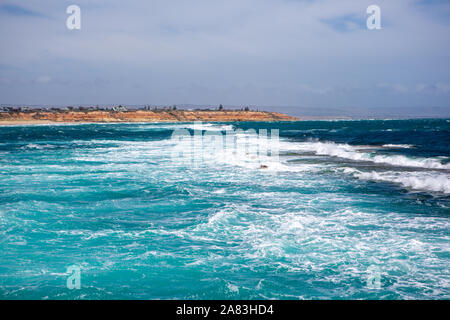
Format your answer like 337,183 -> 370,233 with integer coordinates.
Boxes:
0,119 -> 449,299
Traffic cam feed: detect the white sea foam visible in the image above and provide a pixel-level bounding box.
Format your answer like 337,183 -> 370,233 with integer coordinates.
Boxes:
382,144 -> 414,149
344,168 -> 450,194
21,143 -> 56,150
130,122 -> 234,132
172,123 -> 234,132
198,132 -> 322,173
287,141 -> 450,169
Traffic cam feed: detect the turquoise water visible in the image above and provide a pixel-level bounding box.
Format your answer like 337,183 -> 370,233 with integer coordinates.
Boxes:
0,119 -> 449,299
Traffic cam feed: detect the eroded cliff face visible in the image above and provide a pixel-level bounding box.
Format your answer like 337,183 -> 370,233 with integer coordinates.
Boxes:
0,110 -> 297,123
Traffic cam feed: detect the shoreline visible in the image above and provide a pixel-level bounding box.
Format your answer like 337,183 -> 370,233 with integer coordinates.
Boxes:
1,111 -> 447,126
1,118 -> 448,126
0,120 -> 299,126
0,110 -> 297,125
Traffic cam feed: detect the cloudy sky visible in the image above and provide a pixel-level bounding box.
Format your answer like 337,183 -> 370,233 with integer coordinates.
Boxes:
0,0 -> 449,115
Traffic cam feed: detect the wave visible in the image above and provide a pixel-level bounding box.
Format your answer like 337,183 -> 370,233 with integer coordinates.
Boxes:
382,144 -> 414,149
127,123 -> 234,132
21,143 -> 56,150
287,141 -> 450,170
158,123 -> 234,132
344,168 -> 450,194
184,123 -> 234,132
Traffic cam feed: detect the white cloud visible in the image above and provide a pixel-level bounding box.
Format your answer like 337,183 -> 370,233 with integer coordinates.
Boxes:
0,0 -> 449,108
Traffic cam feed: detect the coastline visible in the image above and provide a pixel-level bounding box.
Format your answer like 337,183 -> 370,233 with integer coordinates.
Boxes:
2,117 -> 448,126
2,110 -> 446,126
0,110 -> 297,125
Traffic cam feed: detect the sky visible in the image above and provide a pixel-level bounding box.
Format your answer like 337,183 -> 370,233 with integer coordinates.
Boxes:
0,0 -> 450,116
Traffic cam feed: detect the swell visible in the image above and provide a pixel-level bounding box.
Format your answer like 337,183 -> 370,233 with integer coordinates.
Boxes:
343,168 -> 450,194
283,141 -> 450,170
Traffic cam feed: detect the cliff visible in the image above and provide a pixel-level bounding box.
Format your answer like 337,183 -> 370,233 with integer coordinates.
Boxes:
0,110 -> 297,124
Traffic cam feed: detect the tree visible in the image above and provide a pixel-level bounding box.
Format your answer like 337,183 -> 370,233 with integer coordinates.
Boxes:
219,104 -> 223,111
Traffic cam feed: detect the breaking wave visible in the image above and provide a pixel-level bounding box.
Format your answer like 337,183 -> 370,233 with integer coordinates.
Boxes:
382,144 -> 414,149
288,141 -> 450,170
344,168 -> 450,194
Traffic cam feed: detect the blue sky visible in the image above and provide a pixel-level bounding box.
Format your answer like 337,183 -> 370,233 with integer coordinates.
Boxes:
0,0 -> 449,115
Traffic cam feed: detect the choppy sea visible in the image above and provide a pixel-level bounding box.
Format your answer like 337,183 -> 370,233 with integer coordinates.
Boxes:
0,119 -> 449,299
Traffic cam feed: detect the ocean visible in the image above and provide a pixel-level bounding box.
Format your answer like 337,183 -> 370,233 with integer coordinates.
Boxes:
0,119 -> 449,299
